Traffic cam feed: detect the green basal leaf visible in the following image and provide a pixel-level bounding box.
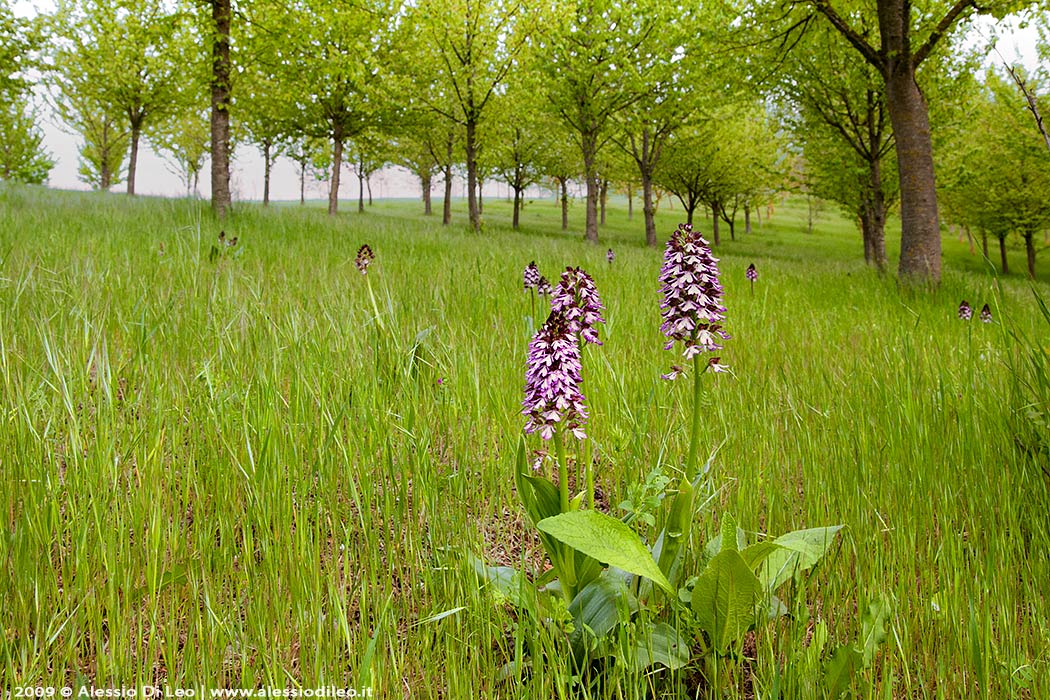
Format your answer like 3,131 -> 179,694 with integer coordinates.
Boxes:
691,549 -> 763,652
860,595 -> 892,666
634,622 -> 690,671
824,645 -> 863,698
719,513 -> 740,552
759,525 -> 843,592
569,573 -> 637,641
537,510 -> 673,594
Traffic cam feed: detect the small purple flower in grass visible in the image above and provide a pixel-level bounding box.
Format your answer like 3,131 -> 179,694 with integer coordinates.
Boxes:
607,248 -> 615,264
355,244 -> 375,275
551,266 -> 606,345
659,223 -> 729,377
746,263 -> 757,282
980,303 -> 993,323
523,312 -> 589,441
958,300 -> 972,320
524,261 -> 540,291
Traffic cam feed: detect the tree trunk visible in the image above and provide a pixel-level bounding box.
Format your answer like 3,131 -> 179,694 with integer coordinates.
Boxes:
981,230 -> 988,260
299,163 -> 306,205
1025,231 -> 1036,278
869,157 -> 888,272
512,185 -> 522,229
883,57 -> 941,282
582,130 -> 599,243
686,202 -> 696,225
262,140 -> 271,206
807,195 -> 815,233
641,170 -> 657,247
422,172 -> 432,215
478,179 -> 483,215
627,183 -> 633,220
999,235 -> 1009,275
127,119 -> 141,195
560,177 -> 569,230
861,210 -> 874,265
367,176 -> 373,206
358,168 -> 365,213
442,166 -> 452,226
465,118 -> 480,232
210,0 -> 232,219
328,129 -> 342,216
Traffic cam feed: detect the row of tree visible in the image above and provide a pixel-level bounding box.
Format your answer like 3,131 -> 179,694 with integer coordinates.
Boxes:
0,0 -> 1047,279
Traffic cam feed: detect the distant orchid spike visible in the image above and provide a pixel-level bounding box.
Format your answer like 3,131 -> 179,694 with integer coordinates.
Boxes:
746,263 -> 757,282
355,244 -> 374,275
980,303 -> 993,323
522,312 -> 588,441
537,276 -> 553,297
607,248 -> 615,264
659,222 -> 729,377
551,266 -> 606,345
958,300 -> 973,320
524,261 -> 540,291
227,236 -> 238,248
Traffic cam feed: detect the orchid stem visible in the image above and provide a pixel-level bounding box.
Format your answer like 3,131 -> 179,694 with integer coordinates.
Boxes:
554,430 -> 569,513
685,354 -> 704,481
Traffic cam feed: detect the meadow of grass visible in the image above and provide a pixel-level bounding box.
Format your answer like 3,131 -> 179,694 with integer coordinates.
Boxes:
1,183 -> 1048,697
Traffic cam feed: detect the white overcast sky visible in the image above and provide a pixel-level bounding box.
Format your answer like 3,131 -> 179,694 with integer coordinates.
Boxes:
10,1 -> 1046,201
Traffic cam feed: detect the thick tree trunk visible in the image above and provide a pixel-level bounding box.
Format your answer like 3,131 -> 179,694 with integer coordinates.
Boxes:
869,159 -> 888,272
127,120 -> 141,195
1025,231 -> 1036,278
686,203 -> 696,226
422,172 -> 432,215
465,118 -> 480,232
478,180 -> 483,215
999,235 -> 1009,275
263,141 -> 271,206
299,164 -> 306,205
745,205 -> 751,234
641,171 -> 657,247
582,130 -> 600,243
861,211 -> 874,265
884,63 -> 941,282
367,177 -> 373,206
328,130 -> 342,216
210,0 -> 232,219
512,185 -> 522,229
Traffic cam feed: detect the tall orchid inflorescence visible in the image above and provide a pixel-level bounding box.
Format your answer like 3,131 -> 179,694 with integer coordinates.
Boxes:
522,312 -> 589,442
958,300 -> 973,320
551,266 -> 606,345
659,223 -> 729,375
607,248 -> 615,264
524,261 -> 540,291
980,303 -> 993,323
355,244 -> 375,275
537,276 -> 553,297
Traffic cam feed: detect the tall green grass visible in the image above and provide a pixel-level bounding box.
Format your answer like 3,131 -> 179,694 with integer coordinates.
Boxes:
1,184 -> 1048,697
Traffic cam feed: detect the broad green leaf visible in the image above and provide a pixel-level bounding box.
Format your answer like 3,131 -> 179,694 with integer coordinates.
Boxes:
720,513 -> 740,552
634,622 -> 690,670
759,525 -> 843,592
704,526 -> 748,559
740,540 -> 781,572
860,596 -> 892,666
569,573 -> 637,640
824,645 -> 863,698
537,510 -> 673,594
655,478 -> 694,586
691,549 -> 763,652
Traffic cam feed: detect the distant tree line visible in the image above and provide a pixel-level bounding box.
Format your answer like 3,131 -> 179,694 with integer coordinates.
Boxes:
0,0 -> 1047,279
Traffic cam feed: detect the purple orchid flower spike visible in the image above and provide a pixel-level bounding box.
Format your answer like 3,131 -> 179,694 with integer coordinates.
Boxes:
522,312 -> 588,441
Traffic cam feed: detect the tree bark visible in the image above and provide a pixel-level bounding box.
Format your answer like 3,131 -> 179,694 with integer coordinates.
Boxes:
465,118 -> 480,231
711,202 -> 721,245
299,164 -> 306,205
442,165 -> 452,226
366,176 -> 373,206
641,170 -> 657,247
358,168 -> 365,213
262,140 -> 271,206
582,130 -> 600,243
210,0 -> 232,219
127,119 -> 141,196
513,185 -> 522,229
981,230 -> 988,260
999,235 -> 1009,275
328,129 -> 342,216
559,177 -> 569,231
627,183 -> 633,220
1025,231 -> 1036,278
745,205 -> 751,235
422,172 -> 432,215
